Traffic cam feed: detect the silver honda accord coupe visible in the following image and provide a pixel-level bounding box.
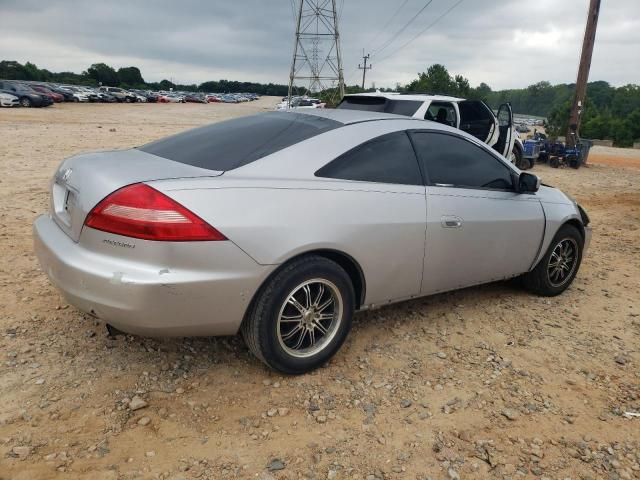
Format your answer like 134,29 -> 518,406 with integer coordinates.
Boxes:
33,109 -> 591,373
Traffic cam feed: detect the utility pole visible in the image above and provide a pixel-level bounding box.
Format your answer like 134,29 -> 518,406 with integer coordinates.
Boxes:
287,0 -> 345,106
358,52 -> 372,90
566,0 -> 601,148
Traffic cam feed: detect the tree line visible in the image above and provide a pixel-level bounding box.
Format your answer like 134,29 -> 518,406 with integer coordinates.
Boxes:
0,60 -> 292,96
2,60 -> 638,146
397,64 -> 640,147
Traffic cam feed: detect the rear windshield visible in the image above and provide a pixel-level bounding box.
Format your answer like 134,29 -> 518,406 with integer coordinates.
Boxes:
139,112 -> 341,171
337,96 -> 421,117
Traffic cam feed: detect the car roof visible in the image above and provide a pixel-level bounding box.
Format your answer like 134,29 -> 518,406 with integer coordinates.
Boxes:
291,108 -> 424,125
345,92 -> 464,103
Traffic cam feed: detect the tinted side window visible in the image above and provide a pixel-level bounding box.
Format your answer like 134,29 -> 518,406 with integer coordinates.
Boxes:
316,132 -> 422,186
140,112 -> 341,171
410,132 -> 514,190
386,100 -> 422,116
337,97 -> 421,117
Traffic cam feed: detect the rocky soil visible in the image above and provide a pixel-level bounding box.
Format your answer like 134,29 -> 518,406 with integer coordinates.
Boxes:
1,101 -> 639,479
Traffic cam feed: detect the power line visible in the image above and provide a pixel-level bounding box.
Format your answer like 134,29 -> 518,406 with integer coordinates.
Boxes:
371,0 -> 434,56
375,0 -> 465,64
368,0 -> 410,52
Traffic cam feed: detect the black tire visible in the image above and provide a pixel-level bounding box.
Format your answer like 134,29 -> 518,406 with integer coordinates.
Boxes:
550,157 -> 560,168
568,155 -> 580,169
73,97 -> 79,103
19,97 -> 32,107
241,255 -> 355,374
518,157 -> 532,170
522,224 -> 583,296
512,146 -> 529,170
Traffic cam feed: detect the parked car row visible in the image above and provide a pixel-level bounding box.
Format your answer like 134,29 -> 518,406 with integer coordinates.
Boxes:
276,96 -> 326,110
0,79 -> 261,107
0,80 -> 55,107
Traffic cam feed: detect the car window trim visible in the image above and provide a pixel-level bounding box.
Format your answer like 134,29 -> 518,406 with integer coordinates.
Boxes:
407,129 -> 517,193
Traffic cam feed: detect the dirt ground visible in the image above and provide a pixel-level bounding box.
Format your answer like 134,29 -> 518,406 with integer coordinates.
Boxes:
589,147 -> 640,170
0,101 -> 638,480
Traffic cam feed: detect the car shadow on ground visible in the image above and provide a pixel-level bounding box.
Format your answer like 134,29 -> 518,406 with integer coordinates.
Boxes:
83,278 -> 530,376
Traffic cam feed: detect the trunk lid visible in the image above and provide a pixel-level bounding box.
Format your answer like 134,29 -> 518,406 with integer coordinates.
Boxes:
50,148 -> 222,242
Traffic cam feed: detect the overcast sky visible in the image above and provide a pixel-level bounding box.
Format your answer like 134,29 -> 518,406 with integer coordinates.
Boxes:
0,0 -> 638,90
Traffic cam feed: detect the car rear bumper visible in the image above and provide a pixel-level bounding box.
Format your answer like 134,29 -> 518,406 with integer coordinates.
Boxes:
33,215 -> 270,337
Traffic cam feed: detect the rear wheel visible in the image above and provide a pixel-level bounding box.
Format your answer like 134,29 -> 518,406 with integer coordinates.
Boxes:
568,155 -> 580,169
522,224 -> 583,296
19,97 -> 32,107
242,256 -> 355,374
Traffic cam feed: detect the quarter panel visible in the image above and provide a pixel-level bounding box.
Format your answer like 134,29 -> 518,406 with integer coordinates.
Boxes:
161,185 -> 427,305
50,149 -> 221,242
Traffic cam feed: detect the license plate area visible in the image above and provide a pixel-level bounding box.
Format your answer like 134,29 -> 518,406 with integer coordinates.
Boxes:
52,182 -> 76,227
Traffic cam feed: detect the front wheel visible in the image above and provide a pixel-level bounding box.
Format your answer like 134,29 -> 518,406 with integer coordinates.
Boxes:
19,97 -> 32,107
241,256 -> 355,374
522,224 -> 583,296
511,145 -> 530,170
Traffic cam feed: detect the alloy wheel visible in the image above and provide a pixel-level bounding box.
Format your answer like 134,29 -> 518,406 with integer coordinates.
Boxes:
547,238 -> 578,287
277,279 -> 343,358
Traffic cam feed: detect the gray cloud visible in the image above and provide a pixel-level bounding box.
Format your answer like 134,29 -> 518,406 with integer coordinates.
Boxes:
0,0 -> 638,90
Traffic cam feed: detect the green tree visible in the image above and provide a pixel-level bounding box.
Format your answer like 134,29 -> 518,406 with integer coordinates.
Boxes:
159,79 -> 176,90
545,99 -> 571,138
407,64 -> 471,97
611,84 -> 640,117
0,60 -> 37,80
86,63 -> 119,86
626,108 -> 640,141
472,82 -> 492,101
117,66 -> 145,86
582,112 -> 611,140
453,75 -> 470,97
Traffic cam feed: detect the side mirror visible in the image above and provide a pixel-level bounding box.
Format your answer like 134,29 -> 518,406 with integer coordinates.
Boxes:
518,172 -> 540,193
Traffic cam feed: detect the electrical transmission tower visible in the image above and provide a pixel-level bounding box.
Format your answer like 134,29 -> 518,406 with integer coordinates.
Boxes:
288,0 -> 345,104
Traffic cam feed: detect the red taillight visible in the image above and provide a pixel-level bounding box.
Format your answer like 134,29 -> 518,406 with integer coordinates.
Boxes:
84,183 -> 226,241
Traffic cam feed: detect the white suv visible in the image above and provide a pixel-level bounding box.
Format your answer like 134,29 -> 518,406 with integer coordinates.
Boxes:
338,93 -> 528,169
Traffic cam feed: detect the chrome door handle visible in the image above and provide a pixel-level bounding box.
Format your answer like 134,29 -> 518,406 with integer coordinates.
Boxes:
441,215 -> 462,228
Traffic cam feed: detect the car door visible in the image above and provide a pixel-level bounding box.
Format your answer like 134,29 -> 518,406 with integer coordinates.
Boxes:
457,100 -> 497,146
493,103 -> 515,158
315,130 -> 426,304
409,130 -> 545,295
